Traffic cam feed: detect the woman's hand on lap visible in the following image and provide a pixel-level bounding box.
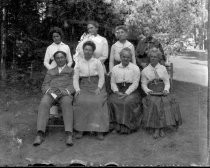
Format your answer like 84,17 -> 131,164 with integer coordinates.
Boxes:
75,90 -> 80,97
162,90 -> 168,96
95,87 -> 101,95
148,90 -> 153,95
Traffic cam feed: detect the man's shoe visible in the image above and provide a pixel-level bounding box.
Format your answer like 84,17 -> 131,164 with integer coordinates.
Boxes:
33,135 -> 44,146
66,135 -> 73,146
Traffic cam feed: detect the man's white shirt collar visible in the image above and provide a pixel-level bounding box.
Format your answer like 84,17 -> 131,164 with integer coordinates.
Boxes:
58,64 -> 66,73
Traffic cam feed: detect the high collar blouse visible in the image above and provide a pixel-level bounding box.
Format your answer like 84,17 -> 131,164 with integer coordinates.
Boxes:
73,57 -> 105,92
109,40 -> 136,72
111,62 -> 140,95
141,63 -> 170,94
44,42 -> 72,70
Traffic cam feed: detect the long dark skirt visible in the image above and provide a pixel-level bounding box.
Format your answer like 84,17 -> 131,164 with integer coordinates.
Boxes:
108,83 -> 142,133
142,94 -> 182,129
73,76 -> 109,132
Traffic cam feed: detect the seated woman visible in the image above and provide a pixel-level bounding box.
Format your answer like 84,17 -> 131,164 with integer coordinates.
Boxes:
73,41 -> 109,140
108,47 -> 142,134
141,48 -> 182,139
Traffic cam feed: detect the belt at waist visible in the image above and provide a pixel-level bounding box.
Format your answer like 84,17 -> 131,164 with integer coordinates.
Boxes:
79,75 -> 98,79
79,75 -> 99,83
116,82 -> 132,93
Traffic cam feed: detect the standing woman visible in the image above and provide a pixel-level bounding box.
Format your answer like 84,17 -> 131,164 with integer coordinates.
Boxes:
109,25 -> 136,72
44,27 -> 72,70
73,41 -> 109,140
73,20 -> 108,72
108,47 -> 142,134
141,48 -> 182,139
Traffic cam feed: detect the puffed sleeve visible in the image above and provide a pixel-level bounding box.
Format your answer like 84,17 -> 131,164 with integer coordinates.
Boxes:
66,45 -> 73,67
125,66 -> 140,95
44,46 -> 52,70
111,67 -> 119,92
98,38 -> 108,64
73,62 -> 80,92
141,70 -> 152,94
162,66 -> 170,92
73,34 -> 86,62
109,44 -> 115,72
131,44 -> 136,65
97,59 -> 105,89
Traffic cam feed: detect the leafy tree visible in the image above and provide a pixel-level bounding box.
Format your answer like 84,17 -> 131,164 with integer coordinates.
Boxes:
112,0 -> 206,55
0,0 -> 206,80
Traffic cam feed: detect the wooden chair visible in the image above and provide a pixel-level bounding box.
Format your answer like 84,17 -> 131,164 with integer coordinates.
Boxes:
46,93 -> 75,133
46,103 -> 64,133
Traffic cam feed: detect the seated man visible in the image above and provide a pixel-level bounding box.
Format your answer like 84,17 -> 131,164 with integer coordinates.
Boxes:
33,51 -> 75,146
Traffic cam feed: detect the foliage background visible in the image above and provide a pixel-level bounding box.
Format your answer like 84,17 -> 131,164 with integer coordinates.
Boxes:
0,0 -> 207,80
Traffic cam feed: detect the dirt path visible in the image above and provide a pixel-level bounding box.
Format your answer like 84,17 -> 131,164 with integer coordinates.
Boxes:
0,49 -> 208,166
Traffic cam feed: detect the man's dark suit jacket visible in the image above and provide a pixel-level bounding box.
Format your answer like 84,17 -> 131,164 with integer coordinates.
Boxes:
42,65 -> 74,95
135,36 -> 166,61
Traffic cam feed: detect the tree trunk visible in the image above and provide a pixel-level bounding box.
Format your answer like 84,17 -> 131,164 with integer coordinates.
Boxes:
0,7 -> 7,81
207,0 -> 210,164
200,0 -> 206,50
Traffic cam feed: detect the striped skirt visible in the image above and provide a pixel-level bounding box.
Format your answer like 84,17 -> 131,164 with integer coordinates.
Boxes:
142,94 -> 182,128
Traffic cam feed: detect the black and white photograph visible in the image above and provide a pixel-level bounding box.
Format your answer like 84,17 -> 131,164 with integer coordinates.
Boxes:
0,0 -> 208,166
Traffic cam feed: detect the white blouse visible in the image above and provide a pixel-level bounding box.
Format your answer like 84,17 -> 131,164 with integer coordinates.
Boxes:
44,42 -> 72,70
109,40 -> 136,72
141,63 -> 170,94
73,57 -> 105,92
111,62 -> 140,95
73,34 -> 108,64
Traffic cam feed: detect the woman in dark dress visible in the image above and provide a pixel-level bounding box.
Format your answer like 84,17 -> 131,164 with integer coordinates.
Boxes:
108,47 -> 142,134
135,26 -> 166,70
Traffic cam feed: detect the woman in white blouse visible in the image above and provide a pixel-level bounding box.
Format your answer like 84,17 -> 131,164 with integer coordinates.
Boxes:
108,47 -> 142,134
73,20 -> 108,72
141,47 -> 182,139
73,41 -> 109,140
44,27 -> 72,70
109,25 -> 136,72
